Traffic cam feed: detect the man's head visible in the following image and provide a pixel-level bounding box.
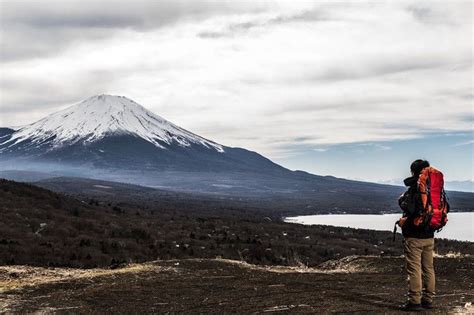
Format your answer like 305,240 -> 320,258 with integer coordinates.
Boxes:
410,159 -> 430,176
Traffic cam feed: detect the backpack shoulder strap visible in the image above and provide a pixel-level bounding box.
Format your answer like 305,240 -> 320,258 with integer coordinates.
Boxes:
418,167 -> 431,210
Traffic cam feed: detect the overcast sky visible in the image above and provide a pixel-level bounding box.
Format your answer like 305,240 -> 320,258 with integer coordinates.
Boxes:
0,0 -> 472,182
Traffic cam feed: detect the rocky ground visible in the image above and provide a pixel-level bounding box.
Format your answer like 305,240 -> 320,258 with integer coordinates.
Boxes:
1,256 -> 473,314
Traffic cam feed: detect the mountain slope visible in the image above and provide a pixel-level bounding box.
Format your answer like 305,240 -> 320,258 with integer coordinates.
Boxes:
2,179 -> 471,270
0,95 -> 287,173
0,128 -> 14,141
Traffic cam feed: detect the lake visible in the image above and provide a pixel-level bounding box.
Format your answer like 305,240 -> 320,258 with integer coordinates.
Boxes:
284,212 -> 473,242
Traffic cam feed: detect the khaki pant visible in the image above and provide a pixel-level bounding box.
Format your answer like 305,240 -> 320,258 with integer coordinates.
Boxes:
404,238 -> 435,304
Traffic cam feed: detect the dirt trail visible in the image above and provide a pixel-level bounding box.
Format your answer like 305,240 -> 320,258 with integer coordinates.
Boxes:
1,256 -> 473,314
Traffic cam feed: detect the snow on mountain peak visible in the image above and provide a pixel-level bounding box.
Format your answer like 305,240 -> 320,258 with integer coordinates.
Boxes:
2,94 -> 224,152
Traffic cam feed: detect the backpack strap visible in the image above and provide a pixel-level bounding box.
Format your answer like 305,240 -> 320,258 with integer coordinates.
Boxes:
418,167 -> 431,211
426,175 -> 432,209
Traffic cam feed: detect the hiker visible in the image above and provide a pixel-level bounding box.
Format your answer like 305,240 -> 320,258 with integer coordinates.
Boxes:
396,159 -> 449,312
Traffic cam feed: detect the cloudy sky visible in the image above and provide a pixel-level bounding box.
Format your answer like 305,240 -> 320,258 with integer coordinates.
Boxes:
0,0 -> 472,183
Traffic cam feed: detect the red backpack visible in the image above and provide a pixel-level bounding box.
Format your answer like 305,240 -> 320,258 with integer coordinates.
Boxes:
395,166 -> 450,237
415,166 -> 449,230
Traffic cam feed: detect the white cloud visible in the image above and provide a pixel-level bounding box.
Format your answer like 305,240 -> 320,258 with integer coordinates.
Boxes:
453,140 -> 474,146
0,1 -> 472,158
313,148 -> 328,152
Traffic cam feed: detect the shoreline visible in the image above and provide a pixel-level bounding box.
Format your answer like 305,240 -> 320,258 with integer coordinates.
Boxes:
284,212 -> 474,243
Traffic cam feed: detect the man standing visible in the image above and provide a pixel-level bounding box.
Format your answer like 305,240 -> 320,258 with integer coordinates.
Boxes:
398,159 -> 435,312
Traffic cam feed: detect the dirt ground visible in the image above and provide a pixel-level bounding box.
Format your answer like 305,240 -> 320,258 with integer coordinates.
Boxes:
1,256 -> 473,314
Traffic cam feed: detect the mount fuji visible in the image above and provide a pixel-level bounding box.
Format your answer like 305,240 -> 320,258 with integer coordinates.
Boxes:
0,95 -> 285,174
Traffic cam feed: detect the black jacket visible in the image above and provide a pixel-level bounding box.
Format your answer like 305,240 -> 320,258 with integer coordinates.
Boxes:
399,175 -> 434,239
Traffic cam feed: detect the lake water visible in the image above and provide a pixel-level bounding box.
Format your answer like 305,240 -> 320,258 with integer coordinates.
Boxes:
284,213 -> 473,242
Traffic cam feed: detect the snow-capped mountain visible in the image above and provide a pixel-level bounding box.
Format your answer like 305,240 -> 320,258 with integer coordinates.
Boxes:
0,95 -> 286,174
1,95 -> 223,153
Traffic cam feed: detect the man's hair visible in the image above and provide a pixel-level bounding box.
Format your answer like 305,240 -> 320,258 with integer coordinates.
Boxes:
410,159 -> 430,176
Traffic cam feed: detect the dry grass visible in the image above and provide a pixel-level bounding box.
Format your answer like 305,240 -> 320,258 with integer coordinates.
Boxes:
0,255 -> 376,295
2,254 -> 468,293
212,256 -> 379,274
0,263 -> 176,293
433,251 -> 469,258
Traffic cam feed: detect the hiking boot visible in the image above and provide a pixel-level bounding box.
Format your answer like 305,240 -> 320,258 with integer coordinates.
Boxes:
421,300 -> 433,309
400,303 -> 423,312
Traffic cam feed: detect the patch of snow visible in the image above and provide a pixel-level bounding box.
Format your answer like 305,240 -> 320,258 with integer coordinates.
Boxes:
1,94 -> 224,153
93,185 -> 112,189
211,184 -> 234,188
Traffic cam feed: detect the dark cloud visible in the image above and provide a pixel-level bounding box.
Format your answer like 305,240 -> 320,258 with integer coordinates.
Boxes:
267,96 -> 409,116
1,1 -> 266,29
405,2 -> 471,25
0,26 -> 116,61
197,8 -> 331,39
270,8 -> 331,24
197,31 -> 228,39
1,0 -> 268,61
239,55 -> 469,86
312,58 -> 445,82
407,6 -> 433,22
